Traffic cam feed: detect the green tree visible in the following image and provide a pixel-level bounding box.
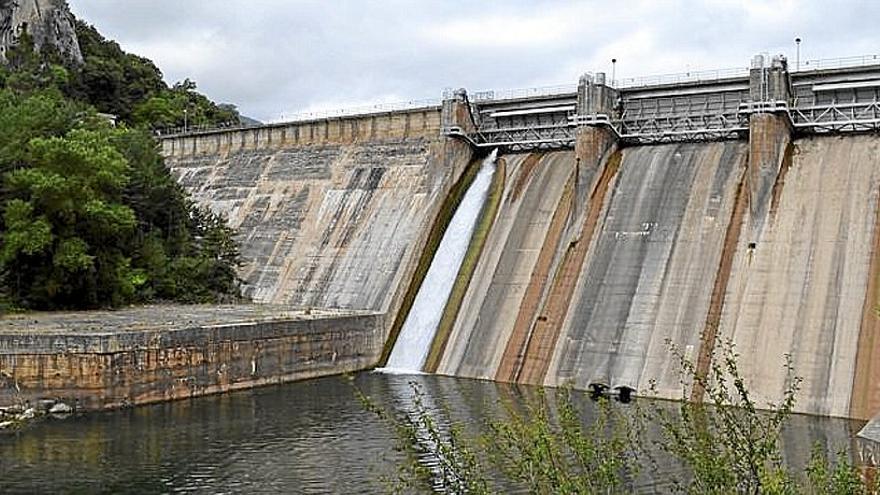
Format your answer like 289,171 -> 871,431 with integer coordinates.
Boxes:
2,128 -> 136,307
0,13 -> 243,310
0,88 -> 241,309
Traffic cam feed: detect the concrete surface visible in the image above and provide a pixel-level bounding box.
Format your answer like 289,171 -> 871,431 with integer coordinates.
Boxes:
438,152 -> 575,378
720,135 -> 880,418
547,142 -> 747,396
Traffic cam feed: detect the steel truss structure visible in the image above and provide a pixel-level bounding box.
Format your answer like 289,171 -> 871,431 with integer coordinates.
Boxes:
471,123 -> 575,151
451,100 -> 880,151
448,72 -> 880,150
791,101 -> 880,133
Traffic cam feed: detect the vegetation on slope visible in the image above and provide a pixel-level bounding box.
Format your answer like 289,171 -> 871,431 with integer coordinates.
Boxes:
362,341 -> 878,494
0,23 -> 241,310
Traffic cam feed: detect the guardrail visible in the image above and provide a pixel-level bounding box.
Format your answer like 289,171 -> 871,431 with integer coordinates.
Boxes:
470,84 -> 577,102
794,54 -> 880,72
266,98 -> 441,123
614,67 -> 750,89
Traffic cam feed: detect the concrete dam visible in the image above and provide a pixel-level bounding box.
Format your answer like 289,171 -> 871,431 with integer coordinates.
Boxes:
157,54 -> 880,423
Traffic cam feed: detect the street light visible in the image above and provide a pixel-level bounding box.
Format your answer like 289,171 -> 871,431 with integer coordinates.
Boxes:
795,37 -> 801,71
611,58 -> 617,86
183,108 -> 188,133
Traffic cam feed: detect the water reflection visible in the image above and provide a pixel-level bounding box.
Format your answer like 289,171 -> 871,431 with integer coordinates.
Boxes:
0,373 -> 865,494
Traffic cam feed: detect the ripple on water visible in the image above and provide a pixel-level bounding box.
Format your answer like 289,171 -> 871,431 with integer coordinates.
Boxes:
0,373 -> 864,494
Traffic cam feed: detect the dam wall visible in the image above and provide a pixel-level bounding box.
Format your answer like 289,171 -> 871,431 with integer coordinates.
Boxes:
422,55 -> 880,421
163,106 -> 472,320
720,135 -> 880,418
547,142 -> 749,397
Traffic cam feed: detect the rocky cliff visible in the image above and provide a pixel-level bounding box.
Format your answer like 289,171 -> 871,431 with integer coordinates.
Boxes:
0,0 -> 81,64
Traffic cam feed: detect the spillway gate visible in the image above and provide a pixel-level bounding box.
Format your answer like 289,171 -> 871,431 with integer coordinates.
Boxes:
445,53 -> 880,151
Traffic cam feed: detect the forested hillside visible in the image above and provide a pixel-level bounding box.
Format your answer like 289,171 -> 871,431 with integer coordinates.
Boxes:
0,20 -> 243,310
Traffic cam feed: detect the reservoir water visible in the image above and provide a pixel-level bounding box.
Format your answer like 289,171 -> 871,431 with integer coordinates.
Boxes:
0,373 -> 865,494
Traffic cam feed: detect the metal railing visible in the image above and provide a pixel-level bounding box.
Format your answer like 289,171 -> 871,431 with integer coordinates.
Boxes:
614,67 -> 750,89
794,54 -> 880,72
470,84 -> 577,102
266,98 -> 440,123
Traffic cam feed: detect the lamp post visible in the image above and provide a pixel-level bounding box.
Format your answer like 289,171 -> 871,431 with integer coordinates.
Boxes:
183,108 -> 188,133
795,37 -> 801,71
611,58 -> 617,86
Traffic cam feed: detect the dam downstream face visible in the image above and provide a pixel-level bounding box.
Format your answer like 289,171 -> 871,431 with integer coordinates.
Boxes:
438,142 -> 748,395
167,136 -> 471,314
438,151 -> 578,378
720,135 -> 880,417
165,122 -> 880,419
549,142 -> 747,395
432,136 -> 880,418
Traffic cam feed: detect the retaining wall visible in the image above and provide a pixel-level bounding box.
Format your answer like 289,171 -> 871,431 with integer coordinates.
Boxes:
0,307 -> 383,411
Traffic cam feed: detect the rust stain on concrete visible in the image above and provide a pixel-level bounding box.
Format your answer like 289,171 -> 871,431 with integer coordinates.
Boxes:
516,150 -> 621,385
851,183 -> 880,420
692,167 -> 748,402
495,168 -> 575,382
509,153 -> 541,204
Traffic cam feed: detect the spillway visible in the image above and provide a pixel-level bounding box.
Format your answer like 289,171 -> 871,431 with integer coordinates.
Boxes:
438,142 -> 748,397
431,135 -> 880,419
547,142 -> 747,396
383,151 -> 498,373
438,151 -> 578,378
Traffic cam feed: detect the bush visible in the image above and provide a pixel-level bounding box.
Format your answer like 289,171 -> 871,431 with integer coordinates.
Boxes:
360,342 -> 877,494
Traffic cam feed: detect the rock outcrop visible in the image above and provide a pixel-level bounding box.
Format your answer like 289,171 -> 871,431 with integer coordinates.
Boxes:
0,0 -> 81,64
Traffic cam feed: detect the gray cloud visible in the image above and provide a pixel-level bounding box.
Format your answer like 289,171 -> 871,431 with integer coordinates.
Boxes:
67,0 -> 880,121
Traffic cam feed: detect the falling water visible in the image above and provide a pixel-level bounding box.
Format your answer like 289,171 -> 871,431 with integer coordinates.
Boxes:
381,150 -> 498,373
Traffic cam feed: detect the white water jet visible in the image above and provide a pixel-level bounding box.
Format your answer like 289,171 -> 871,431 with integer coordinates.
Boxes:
380,150 -> 498,374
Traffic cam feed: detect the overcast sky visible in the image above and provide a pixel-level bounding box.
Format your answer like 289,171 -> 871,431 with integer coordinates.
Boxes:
66,1 -> 880,122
